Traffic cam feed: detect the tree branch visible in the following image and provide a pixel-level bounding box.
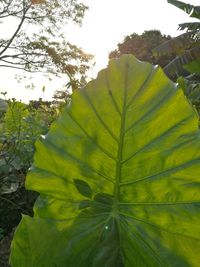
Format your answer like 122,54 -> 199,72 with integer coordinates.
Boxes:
0,64 -> 49,73
0,2 -> 31,56
0,52 -> 46,59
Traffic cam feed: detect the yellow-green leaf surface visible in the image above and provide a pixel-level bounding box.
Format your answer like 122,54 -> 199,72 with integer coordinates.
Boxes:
10,55 -> 200,266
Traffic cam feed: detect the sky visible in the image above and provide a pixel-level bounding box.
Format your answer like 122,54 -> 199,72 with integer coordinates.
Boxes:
0,0 -> 199,102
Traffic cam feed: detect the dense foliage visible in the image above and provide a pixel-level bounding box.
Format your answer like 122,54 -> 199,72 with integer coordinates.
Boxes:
10,55 -> 200,266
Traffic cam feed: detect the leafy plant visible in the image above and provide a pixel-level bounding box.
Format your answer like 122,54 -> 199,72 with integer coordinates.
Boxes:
10,55 -> 200,266
154,0 -> 200,80
153,0 -> 200,115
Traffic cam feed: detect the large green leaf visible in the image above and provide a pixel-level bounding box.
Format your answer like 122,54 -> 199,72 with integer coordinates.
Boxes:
10,55 -> 200,266
154,0 -> 200,58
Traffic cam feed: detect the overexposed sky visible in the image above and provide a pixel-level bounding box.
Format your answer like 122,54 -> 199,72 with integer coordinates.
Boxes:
0,0 -> 199,101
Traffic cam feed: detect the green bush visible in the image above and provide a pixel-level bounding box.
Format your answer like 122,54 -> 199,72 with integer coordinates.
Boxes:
0,98 -> 59,237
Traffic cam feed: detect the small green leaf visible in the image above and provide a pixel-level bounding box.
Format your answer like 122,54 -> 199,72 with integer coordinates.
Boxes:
74,179 -> 92,198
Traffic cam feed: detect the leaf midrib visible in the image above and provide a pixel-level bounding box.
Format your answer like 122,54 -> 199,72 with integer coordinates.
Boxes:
114,63 -> 129,202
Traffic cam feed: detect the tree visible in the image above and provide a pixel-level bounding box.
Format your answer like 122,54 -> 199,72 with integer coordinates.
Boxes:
109,30 -> 174,68
0,0 -> 93,81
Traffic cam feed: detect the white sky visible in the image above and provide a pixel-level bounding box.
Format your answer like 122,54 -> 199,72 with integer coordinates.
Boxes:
0,0 -> 199,102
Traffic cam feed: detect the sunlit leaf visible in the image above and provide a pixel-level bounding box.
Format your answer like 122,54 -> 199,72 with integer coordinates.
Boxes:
10,55 -> 200,266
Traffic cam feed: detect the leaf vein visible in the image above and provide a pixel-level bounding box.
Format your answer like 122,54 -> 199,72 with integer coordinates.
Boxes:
122,115 -> 193,165
67,111 -> 117,162
45,140 -> 114,183
120,157 -> 200,186
119,212 -> 200,242
83,90 -> 118,143
125,83 -> 175,134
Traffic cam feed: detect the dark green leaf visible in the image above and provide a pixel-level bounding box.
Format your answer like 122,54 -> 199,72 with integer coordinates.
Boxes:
74,179 -> 92,198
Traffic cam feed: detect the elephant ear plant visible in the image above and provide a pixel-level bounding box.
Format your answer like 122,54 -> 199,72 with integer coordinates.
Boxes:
10,55 -> 200,266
